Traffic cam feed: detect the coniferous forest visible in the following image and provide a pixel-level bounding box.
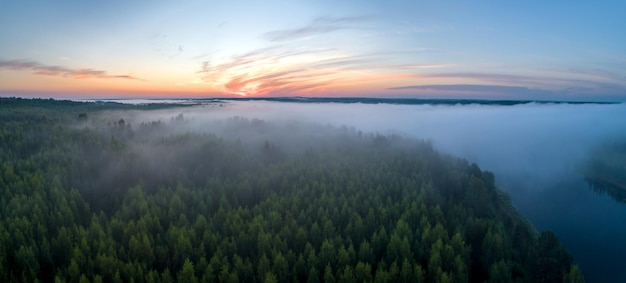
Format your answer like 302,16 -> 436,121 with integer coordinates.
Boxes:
0,98 -> 583,282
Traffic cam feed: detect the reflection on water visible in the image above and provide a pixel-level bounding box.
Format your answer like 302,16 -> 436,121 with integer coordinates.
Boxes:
583,141 -> 626,205
586,178 -> 626,204
499,176 -> 626,283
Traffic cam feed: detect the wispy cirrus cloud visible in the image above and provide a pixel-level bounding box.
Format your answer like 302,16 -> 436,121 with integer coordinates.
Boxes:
389,64 -> 456,69
389,71 -> 626,99
196,39 -> 461,96
417,72 -> 540,84
263,16 -> 371,42
544,67 -> 626,82
0,59 -> 142,80
388,84 -> 557,98
193,14 -> 457,96
393,71 -> 626,91
200,52 -> 338,95
197,44 -> 420,95
389,84 -> 532,92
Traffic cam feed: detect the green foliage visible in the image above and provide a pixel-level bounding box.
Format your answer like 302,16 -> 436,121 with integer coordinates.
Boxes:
563,265 -> 585,283
178,259 -> 197,283
0,98 -> 580,282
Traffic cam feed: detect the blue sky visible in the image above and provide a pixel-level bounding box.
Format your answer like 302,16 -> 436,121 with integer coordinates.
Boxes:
1,0 -> 625,100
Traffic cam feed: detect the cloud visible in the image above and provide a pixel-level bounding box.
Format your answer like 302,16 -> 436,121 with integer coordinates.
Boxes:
390,84 -> 531,92
388,84 -> 560,98
199,23 -> 458,96
196,43 -> 465,96
419,72 -> 540,84
198,45 -> 626,98
0,59 -> 142,80
263,16 -> 370,42
425,72 -> 626,92
390,64 -> 455,69
196,46 -> 344,95
545,67 -> 626,82
388,71 -> 626,100
385,71 -> 625,91
197,43 -> 410,96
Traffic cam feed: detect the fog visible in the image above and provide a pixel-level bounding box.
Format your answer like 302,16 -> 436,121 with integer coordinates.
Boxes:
93,100 -> 626,282
127,101 -> 626,184
94,100 -> 626,194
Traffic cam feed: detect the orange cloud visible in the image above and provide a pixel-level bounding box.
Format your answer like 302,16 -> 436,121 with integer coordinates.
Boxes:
196,44 -> 444,96
0,59 -> 142,81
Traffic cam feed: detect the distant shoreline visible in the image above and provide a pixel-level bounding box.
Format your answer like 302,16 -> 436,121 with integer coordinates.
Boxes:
68,97 -> 621,106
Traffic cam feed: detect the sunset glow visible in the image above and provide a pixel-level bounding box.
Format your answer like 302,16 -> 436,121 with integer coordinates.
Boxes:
1,1 -> 625,100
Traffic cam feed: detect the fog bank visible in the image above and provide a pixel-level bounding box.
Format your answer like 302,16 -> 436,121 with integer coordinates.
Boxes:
198,101 -> 626,190
96,100 -> 626,282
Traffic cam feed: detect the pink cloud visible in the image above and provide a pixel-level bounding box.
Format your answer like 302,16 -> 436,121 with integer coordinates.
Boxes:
0,59 -> 142,80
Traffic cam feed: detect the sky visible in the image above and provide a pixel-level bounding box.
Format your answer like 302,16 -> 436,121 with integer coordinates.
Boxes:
1,0 -> 625,100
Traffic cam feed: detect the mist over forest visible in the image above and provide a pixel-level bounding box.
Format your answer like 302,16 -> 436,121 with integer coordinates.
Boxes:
204,100 -> 626,283
2,97 -> 625,282
116,99 -> 626,196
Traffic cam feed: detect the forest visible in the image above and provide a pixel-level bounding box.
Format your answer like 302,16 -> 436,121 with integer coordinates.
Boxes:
0,97 -> 583,282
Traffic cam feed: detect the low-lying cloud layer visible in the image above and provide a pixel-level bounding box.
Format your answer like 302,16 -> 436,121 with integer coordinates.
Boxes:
247,102 -> 624,180
97,100 -> 626,282
108,101 -> 626,189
